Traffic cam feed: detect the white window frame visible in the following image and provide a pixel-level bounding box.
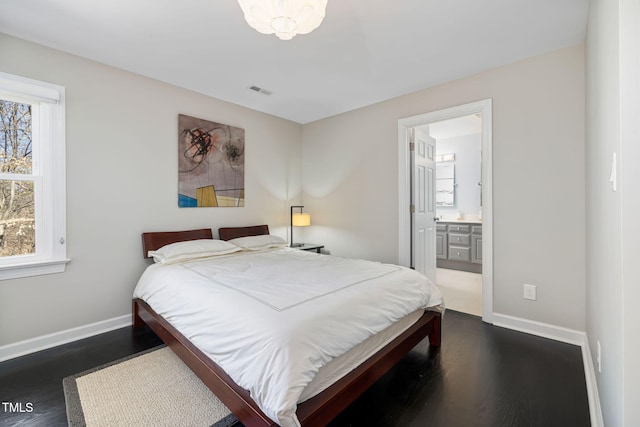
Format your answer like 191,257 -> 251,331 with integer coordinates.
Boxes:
0,72 -> 68,280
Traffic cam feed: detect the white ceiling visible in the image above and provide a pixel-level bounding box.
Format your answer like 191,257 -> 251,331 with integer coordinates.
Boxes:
0,0 -> 589,124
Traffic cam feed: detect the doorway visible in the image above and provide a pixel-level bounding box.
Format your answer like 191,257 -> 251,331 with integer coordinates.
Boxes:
398,99 -> 493,323
420,115 -> 483,316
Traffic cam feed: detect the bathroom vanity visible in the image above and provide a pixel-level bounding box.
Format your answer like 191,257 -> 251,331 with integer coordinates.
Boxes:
436,221 -> 482,273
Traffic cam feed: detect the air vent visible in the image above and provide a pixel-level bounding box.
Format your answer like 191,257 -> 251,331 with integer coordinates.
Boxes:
248,85 -> 272,96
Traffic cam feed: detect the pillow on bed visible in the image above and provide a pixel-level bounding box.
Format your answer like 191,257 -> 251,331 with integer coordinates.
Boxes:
228,234 -> 288,251
148,239 -> 242,264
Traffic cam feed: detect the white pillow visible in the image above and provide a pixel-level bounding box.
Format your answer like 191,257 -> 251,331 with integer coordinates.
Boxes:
228,234 -> 287,251
148,239 -> 242,264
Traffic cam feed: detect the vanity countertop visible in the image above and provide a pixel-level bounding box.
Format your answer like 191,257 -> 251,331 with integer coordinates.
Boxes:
437,218 -> 482,224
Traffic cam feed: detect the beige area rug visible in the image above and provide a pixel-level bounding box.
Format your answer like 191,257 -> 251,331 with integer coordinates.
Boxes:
63,346 -> 238,427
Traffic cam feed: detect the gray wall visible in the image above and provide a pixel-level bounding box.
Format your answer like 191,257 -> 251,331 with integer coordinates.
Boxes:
586,0 -> 640,425
303,44 -> 586,331
0,34 -> 303,346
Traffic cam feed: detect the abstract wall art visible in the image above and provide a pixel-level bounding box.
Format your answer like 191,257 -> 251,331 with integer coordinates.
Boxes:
178,114 -> 245,207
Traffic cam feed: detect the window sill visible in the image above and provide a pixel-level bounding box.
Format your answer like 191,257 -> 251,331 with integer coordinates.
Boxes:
0,258 -> 70,280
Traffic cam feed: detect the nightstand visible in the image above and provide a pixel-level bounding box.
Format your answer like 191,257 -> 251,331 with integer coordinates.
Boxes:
292,243 -> 324,253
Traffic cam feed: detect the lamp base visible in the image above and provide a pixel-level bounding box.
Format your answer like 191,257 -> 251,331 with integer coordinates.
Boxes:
290,243 -> 304,248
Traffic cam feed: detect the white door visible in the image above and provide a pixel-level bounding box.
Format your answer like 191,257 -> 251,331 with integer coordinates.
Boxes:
411,129 -> 437,284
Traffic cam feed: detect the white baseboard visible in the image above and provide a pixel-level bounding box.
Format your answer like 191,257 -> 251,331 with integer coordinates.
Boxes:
0,314 -> 132,362
492,312 -> 603,427
581,335 -> 605,427
492,312 -> 585,345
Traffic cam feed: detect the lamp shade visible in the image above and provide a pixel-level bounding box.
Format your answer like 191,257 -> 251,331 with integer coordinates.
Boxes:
237,0 -> 328,40
292,212 -> 311,227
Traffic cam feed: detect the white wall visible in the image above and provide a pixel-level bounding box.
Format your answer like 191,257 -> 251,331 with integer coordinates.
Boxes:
303,45 -> 586,331
0,34 -> 303,346
586,0 -> 640,425
435,133 -> 482,219
619,1 -> 640,424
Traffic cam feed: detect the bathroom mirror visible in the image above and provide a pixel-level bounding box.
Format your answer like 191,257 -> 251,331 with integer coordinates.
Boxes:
436,161 -> 455,206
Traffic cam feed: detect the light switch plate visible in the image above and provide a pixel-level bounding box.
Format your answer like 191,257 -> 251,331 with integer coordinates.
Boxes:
610,153 -> 617,192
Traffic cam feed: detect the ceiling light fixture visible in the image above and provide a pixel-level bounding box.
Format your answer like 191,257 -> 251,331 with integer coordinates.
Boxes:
237,0 -> 328,40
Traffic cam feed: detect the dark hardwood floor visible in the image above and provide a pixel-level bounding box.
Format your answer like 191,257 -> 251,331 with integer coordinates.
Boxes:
0,310 -> 590,427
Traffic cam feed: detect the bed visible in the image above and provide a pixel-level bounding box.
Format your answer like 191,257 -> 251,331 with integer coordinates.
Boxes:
133,225 -> 443,427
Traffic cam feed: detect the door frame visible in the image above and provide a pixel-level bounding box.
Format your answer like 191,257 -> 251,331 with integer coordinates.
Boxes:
398,99 -> 493,323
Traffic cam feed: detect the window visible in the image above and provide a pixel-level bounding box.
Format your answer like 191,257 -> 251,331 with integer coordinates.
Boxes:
0,72 -> 67,279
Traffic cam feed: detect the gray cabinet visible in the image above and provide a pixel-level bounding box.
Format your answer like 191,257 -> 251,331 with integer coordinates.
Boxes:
436,224 -> 447,259
449,246 -> 470,262
471,226 -> 482,264
436,222 -> 482,273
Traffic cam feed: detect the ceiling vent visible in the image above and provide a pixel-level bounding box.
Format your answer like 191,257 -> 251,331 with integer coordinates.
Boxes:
248,85 -> 272,96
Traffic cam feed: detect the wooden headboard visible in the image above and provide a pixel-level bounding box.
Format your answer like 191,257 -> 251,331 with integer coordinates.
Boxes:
218,224 -> 269,241
141,228 -> 213,258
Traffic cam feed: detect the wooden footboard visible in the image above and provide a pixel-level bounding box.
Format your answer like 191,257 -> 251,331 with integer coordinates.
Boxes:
132,298 -> 441,427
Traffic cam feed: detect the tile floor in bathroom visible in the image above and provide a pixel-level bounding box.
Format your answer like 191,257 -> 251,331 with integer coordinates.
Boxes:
436,267 -> 482,316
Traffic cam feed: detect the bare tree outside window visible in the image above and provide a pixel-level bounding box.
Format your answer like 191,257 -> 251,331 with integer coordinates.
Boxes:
0,99 -> 35,257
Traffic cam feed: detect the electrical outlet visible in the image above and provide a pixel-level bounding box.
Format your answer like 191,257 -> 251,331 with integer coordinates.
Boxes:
523,284 -> 536,300
597,341 -> 602,373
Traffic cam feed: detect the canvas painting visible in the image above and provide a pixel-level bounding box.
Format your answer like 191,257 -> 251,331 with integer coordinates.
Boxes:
178,114 -> 245,207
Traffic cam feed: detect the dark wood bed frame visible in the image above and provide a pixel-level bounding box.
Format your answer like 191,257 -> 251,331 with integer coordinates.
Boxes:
134,226 -> 441,427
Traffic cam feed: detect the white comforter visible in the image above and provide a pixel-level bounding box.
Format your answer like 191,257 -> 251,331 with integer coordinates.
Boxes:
133,248 -> 443,427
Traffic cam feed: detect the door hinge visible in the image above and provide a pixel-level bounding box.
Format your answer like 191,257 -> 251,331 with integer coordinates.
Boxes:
410,204 -> 415,214
409,142 -> 415,151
